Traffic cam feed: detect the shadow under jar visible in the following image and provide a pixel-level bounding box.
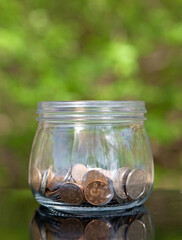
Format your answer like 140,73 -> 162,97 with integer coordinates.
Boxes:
28,101 -> 154,216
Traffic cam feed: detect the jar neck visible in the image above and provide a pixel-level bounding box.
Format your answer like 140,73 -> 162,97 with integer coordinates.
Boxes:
36,101 -> 147,124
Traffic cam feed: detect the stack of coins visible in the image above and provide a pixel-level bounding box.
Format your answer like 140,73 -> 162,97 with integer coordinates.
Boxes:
30,207 -> 152,240
31,163 -> 146,206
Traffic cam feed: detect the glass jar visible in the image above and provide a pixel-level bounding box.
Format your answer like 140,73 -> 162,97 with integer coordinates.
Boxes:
28,101 -> 154,215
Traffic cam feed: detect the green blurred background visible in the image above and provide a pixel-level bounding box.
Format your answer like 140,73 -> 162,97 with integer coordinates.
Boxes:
0,0 -> 182,190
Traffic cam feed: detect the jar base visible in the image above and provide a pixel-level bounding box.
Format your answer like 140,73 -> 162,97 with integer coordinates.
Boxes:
35,193 -> 148,217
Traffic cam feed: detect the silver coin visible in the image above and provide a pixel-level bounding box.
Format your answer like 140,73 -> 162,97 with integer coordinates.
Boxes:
45,188 -> 61,200
126,219 -> 147,240
125,169 -> 146,200
48,168 -> 71,191
113,167 -> 131,200
40,166 -> 53,195
101,177 -> 114,206
40,170 -> 49,195
116,224 -> 128,240
114,193 -> 124,204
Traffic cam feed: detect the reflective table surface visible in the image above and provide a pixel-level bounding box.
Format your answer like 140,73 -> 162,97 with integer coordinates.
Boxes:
0,189 -> 181,239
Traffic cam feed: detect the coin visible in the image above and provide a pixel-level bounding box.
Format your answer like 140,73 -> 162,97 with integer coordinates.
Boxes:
45,188 -> 61,200
113,167 -> 131,200
126,219 -> 147,240
40,165 -> 53,195
84,180 -> 111,206
46,165 -> 53,185
59,218 -> 84,240
104,177 -> 114,205
99,169 -> 114,181
40,224 -> 47,240
40,170 -> 49,195
116,224 -> 128,240
31,167 -> 42,192
30,215 -> 42,240
85,219 -> 114,240
59,182 -> 84,205
82,169 -> 107,188
138,212 -> 153,240
125,169 -> 146,200
47,168 -> 71,191
115,193 -> 125,204
71,164 -> 88,185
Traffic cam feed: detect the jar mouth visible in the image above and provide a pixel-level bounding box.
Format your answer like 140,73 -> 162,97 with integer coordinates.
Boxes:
37,101 -> 147,123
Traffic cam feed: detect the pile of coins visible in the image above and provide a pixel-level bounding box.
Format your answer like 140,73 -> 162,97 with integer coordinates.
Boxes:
31,163 -> 146,206
30,207 -> 152,240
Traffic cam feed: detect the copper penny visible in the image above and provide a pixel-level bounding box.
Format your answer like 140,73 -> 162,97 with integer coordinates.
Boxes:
59,182 -> 84,205
31,167 -> 42,192
84,180 -> 111,206
85,219 -> 114,240
59,218 -> 84,240
71,164 -> 88,185
82,170 -> 107,188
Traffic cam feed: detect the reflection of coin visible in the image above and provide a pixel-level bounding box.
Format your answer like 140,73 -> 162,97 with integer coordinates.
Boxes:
139,212 -> 153,240
71,164 -> 88,185
82,170 -> 107,188
85,180 -> 111,206
59,182 -> 84,205
59,218 -> 84,240
85,219 -> 114,240
126,169 -> 146,200
126,220 -> 146,240
48,168 -> 71,191
31,167 -> 42,192
116,224 -> 128,240
30,215 -> 42,240
113,167 -> 131,200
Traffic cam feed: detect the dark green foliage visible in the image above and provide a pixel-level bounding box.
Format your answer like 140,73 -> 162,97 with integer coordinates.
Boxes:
0,0 -> 181,189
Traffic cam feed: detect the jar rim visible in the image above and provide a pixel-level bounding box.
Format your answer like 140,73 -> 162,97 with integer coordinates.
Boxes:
37,101 -> 146,112
37,101 -> 147,123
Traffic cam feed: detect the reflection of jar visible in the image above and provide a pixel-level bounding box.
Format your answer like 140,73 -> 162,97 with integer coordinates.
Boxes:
30,206 -> 154,240
28,101 -> 154,215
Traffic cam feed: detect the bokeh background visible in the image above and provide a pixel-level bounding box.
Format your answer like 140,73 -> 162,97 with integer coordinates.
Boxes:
0,0 -> 182,190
